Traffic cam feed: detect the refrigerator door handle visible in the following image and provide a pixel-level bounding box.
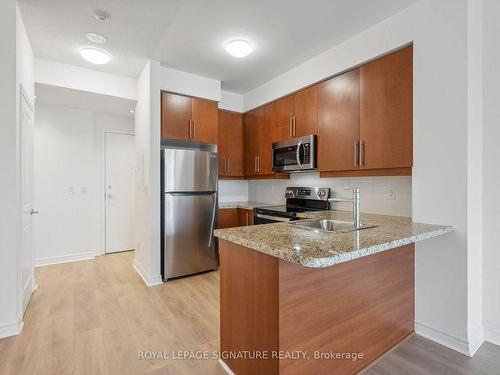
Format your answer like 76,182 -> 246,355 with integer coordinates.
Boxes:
208,192 -> 217,247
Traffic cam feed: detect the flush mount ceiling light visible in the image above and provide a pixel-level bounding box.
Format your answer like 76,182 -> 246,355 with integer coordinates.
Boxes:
86,32 -> 107,44
80,47 -> 111,65
225,39 -> 253,58
93,9 -> 111,22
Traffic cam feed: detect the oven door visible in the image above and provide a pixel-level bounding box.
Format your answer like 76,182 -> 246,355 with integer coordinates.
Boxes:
253,212 -> 293,225
272,135 -> 316,172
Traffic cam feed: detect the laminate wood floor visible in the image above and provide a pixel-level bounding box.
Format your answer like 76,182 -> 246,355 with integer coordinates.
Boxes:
0,251 -> 498,375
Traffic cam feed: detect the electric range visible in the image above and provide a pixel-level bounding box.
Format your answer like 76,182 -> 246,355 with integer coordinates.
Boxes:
253,187 -> 330,224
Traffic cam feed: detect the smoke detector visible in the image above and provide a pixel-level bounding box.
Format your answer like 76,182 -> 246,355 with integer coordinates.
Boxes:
93,9 -> 111,22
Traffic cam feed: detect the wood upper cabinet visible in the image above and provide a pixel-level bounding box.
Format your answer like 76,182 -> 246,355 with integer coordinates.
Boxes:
272,86 -> 318,142
244,103 -> 274,176
294,85 -> 318,137
218,110 -> 244,177
318,46 -> 412,176
161,91 -> 218,144
161,92 -> 191,141
273,95 -> 294,142
360,46 -> 413,170
318,69 -> 360,172
192,98 -> 218,144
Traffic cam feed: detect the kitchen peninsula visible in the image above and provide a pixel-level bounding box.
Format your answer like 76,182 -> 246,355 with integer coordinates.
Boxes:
214,210 -> 452,374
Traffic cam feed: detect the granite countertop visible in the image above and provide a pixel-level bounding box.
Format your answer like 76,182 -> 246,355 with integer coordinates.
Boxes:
218,201 -> 273,210
214,210 -> 452,268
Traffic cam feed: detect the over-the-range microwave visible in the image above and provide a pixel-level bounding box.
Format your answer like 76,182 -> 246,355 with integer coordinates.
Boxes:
272,135 -> 316,173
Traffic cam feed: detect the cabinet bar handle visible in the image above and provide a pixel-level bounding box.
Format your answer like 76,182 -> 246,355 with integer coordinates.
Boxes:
293,116 -> 296,137
289,117 -> 293,138
254,155 -> 258,173
188,120 -> 192,139
193,120 -> 196,140
258,155 -> 261,173
226,157 -> 230,174
354,141 -> 359,166
360,141 -> 365,166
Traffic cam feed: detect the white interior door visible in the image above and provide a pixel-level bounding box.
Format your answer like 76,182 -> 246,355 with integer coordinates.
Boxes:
105,132 -> 135,253
20,88 -> 35,315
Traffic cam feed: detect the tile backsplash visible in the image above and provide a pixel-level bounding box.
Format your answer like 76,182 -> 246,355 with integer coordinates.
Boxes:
248,172 -> 412,217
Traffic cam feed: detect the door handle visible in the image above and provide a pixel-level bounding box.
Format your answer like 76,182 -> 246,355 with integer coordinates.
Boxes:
30,209 -> 39,215
208,193 -> 217,247
296,140 -> 303,169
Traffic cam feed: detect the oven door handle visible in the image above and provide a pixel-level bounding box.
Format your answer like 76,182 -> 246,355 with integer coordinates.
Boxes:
255,213 -> 291,222
296,140 -> 304,169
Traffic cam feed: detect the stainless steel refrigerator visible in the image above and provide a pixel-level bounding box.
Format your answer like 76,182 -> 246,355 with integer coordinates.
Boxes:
161,142 -> 218,281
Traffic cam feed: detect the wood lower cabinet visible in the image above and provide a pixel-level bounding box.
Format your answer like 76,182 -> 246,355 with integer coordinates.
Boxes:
273,86 -> 318,142
218,110 -> 244,178
360,46 -> 413,170
161,91 -> 218,144
217,208 -> 239,229
237,208 -> 253,226
318,69 -> 360,172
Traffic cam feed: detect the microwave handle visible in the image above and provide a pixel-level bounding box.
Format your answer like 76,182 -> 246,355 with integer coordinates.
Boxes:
296,140 -> 304,169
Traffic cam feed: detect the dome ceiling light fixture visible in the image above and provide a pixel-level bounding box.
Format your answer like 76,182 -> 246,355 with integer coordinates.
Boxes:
80,47 -> 111,65
86,32 -> 107,44
225,39 -> 254,58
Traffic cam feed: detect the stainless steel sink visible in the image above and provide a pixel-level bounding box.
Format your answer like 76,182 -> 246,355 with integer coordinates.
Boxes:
289,219 -> 377,233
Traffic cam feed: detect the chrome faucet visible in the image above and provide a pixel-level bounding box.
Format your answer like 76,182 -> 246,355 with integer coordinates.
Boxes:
328,187 -> 361,229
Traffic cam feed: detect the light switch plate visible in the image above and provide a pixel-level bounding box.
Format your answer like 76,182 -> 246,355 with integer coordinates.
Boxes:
387,184 -> 396,200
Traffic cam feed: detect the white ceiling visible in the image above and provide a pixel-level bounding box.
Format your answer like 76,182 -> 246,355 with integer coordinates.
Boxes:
35,83 -> 136,118
20,0 -> 418,93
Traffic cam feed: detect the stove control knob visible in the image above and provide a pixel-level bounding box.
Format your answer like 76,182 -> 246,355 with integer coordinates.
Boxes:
286,189 -> 294,196
317,191 -> 326,197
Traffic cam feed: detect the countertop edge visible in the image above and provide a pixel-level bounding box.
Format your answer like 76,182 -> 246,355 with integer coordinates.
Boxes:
215,226 -> 453,268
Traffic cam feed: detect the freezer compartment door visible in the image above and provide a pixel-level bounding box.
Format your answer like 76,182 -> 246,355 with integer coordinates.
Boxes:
163,192 -> 218,280
162,148 -> 218,192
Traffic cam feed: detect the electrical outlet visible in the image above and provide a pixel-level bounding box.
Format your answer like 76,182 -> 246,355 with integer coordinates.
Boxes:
387,185 -> 396,200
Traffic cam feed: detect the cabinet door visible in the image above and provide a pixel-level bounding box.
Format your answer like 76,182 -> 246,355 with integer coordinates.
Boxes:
244,109 -> 260,176
237,208 -> 253,226
294,85 -> 318,137
192,98 -> 218,144
360,46 -> 413,169
217,208 -> 239,229
318,69 -> 360,172
257,103 -> 275,175
161,92 -> 191,141
217,111 -> 227,175
273,95 -> 294,142
224,111 -> 244,177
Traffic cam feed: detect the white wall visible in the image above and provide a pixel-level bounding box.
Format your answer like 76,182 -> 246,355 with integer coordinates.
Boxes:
219,90 -> 244,113
249,175 -> 411,217
482,0 -> 500,347
242,0 -> 478,356
35,58 -> 137,101
219,181 -> 249,203
33,103 -> 133,266
134,61 -> 222,286
0,0 -> 19,338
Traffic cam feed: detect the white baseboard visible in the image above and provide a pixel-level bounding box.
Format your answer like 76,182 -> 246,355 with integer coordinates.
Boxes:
34,251 -> 97,267
218,359 -> 236,375
0,320 -> 23,339
484,326 -> 500,347
133,260 -> 163,287
415,321 -> 484,357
